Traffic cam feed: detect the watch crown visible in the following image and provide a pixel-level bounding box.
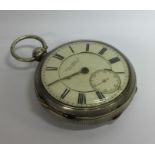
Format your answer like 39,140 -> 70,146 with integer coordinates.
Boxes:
32,47 -> 47,61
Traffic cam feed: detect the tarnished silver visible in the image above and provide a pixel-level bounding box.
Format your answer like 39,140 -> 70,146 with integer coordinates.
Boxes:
10,35 -> 48,62
10,36 -> 137,123
34,40 -> 137,122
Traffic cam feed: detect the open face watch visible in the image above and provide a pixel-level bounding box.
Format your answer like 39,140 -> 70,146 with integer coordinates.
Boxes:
10,35 -> 137,123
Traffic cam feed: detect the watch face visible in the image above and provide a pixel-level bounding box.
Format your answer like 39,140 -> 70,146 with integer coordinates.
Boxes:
41,40 -> 129,108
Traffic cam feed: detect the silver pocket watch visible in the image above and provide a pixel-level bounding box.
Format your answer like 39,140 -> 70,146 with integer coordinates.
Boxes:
10,35 -> 137,123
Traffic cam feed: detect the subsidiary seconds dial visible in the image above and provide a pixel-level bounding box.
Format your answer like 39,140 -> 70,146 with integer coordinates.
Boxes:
89,69 -> 121,93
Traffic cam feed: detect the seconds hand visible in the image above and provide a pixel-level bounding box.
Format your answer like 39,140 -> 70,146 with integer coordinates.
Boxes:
104,68 -> 124,74
94,78 -> 109,87
48,67 -> 89,86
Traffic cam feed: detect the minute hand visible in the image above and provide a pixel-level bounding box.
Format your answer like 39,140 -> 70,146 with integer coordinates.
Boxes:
48,70 -> 81,86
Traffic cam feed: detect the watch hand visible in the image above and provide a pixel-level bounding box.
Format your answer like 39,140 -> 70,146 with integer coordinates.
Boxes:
104,68 -> 124,74
48,67 -> 89,86
93,78 -> 109,87
48,71 -> 81,86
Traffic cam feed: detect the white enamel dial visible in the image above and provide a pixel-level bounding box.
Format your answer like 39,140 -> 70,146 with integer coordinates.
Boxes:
41,41 -> 129,107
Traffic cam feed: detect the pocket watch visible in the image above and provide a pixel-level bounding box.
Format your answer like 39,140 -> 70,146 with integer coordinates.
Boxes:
10,35 -> 137,123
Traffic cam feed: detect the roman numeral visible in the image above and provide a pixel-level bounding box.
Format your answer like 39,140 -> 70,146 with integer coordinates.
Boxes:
109,57 -> 120,64
86,43 -> 89,52
96,91 -> 105,100
98,48 -> 107,55
61,89 -> 70,99
78,93 -> 86,104
69,46 -> 75,53
46,67 -> 58,71
53,53 -> 64,60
